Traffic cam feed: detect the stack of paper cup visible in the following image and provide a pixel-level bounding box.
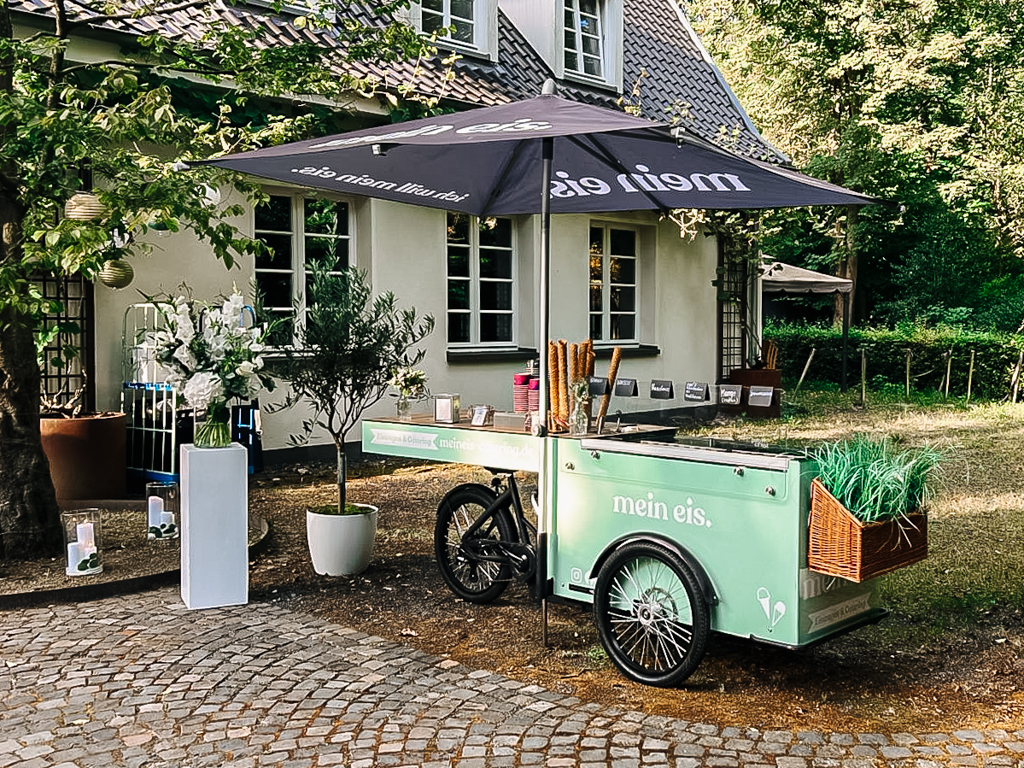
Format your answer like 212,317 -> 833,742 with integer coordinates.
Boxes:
528,376 -> 540,412
513,372 -> 531,413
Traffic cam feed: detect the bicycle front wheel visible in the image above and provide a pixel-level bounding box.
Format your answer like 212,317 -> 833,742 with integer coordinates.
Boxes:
434,484 -> 515,603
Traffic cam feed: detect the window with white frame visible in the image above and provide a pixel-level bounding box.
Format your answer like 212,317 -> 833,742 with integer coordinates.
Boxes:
421,0 -> 476,45
254,194 -> 351,346
564,0 -> 605,79
408,0 -> 496,57
589,224 -> 637,343
446,213 -> 515,346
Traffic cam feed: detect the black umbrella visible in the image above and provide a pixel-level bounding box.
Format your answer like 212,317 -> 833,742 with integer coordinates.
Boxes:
206,92 -> 876,215
204,87 -> 879,433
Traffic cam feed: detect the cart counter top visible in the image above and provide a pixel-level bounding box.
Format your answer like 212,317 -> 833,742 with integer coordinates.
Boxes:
582,435 -> 808,472
361,416 -> 675,472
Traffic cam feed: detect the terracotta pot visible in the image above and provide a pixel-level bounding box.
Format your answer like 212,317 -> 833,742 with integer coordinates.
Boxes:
41,412 -> 126,504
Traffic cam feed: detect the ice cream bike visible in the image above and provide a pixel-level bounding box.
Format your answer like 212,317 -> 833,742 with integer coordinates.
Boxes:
362,402 -> 889,686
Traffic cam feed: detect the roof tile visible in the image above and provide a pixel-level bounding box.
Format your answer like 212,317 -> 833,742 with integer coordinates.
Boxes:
9,0 -> 783,162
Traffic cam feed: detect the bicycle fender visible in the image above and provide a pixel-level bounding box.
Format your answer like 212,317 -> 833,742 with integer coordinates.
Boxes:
437,483 -> 497,512
588,533 -> 719,606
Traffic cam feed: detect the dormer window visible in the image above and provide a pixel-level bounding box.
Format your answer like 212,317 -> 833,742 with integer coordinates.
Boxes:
411,0 -> 498,60
422,0 -> 475,45
499,0 -> 621,90
564,0 -> 604,79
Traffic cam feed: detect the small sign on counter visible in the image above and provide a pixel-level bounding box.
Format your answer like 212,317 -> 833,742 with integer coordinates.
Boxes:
684,381 -> 710,401
650,380 -> 674,399
588,376 -> 609,396
470,405 -> 494,426
614,378 -> 638,397
748,386 -> 774,407
718,384 -> 742,405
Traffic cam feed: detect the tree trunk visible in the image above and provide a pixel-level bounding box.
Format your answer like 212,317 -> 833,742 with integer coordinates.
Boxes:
834,205 -> 859,326
336,438 -> 347,512
0,114 -> 62,558
0,310 -> 63,559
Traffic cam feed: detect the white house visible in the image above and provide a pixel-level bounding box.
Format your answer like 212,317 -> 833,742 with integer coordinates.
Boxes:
16,0 -> 786,471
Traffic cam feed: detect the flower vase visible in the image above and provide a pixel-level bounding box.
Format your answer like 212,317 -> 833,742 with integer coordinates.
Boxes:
569,400 -> 590,435
396,396 -> 412,421
195,401 -> 233,448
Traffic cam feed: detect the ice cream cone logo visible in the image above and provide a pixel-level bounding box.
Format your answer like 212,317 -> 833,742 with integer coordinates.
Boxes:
756,587 -> 787,631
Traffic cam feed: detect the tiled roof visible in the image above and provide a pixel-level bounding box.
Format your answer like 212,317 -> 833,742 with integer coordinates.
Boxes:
8,0 -> 786,163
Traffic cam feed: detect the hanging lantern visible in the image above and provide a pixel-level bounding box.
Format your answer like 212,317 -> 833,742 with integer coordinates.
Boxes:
98,257 -> 134,289
64,193 -> 106,221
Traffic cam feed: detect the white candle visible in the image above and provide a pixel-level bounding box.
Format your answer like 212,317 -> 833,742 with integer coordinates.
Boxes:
67,542 -> 82,569
76,521 -> 95,550
160,511 -> 175,527
148,496 -> 164,528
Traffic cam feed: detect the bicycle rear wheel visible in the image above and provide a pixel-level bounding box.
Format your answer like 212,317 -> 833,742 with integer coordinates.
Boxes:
434,483 -> 515,603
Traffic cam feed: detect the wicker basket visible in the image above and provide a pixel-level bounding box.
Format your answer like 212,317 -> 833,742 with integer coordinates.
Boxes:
808,478 -> 928,582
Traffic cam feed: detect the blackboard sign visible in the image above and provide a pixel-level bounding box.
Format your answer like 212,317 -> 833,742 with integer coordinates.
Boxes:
614,378 -> 638,397
684,381 -> 710,402
748,385 -> 774,407
650,380 -> 674,399
588,376 -> 609,396
718,384 -> 742,405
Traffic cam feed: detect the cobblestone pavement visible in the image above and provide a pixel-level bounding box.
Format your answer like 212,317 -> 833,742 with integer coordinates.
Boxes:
1,587 -> 1022,768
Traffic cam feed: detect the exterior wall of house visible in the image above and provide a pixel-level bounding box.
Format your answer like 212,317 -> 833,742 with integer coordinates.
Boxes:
91,193 -> 252,414
91,190 -> 719,457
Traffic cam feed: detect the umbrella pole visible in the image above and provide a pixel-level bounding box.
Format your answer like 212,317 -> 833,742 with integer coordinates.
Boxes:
538,135 -> 553,647
841,292 -> 850,392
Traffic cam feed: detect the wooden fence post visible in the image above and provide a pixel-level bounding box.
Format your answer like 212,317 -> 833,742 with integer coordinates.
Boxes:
860,348 -> 867,407
905,349 -> 912,399
967,350 -> 975,404
944,348 -> 952,398
794,348 -> 816,395
1012,349 -> 1023,403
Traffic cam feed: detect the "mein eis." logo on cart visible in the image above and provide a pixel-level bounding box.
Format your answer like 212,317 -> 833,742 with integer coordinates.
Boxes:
611,492 -> 713,528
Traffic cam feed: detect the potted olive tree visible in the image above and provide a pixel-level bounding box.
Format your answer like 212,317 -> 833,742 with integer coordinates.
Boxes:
275,264 -> 433,576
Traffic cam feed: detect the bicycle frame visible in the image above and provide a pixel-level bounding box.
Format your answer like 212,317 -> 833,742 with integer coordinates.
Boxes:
461,472 -> 537,575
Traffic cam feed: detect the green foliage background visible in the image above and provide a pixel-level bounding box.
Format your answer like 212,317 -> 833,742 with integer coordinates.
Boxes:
686,0 -> 1024,330
765,321 -> 1022,399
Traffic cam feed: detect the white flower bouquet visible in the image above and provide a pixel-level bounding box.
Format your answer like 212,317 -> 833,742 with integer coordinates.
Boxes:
389,367 -> 429,400
147,291 -> 272,447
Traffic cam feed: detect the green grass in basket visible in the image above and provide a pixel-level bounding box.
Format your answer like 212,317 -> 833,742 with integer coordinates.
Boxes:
814,436 -> 944,523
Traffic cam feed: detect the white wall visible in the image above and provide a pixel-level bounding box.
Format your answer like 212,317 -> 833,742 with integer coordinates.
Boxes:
93,191 -> 720,455
92,188 -> 251,414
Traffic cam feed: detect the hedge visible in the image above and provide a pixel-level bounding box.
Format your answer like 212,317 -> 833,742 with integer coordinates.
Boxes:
763,322 -> 1024,400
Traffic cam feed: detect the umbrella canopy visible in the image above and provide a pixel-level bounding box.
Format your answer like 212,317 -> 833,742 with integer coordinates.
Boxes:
761,261 -> 853,294
202,93 -> 880,213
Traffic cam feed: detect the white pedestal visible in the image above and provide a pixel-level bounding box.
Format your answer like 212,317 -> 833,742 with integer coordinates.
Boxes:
180,443 -> 248,609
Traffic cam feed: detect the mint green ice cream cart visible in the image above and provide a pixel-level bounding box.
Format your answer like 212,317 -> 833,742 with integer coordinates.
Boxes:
363,418 -> 886,687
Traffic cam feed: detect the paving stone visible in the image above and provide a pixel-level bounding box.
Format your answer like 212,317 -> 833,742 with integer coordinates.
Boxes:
0,585 -> 1017,768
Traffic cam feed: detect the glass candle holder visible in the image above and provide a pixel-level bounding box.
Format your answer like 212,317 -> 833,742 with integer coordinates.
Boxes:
63,509 -> 103,576
146,481 -> 180,540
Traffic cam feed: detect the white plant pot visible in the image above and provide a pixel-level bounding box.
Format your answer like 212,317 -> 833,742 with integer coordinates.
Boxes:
306,504 -> 379,576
